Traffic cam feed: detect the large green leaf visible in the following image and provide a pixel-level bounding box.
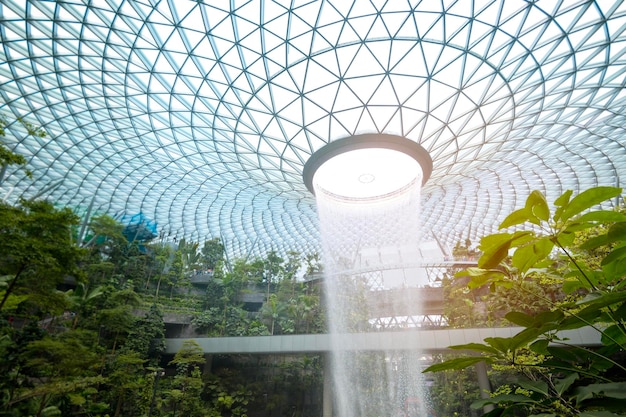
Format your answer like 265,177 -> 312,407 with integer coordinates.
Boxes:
534,310 -> 565,326
511,237 -> 554,274
608,222 -> 626,242
500,207 -> 532,229
526,190 -> 550,222
577,211 -> 626,223
563,269 -> 603,290
422,356 -> 487,372
560,187 -> 622,223
564,221 -> 604,233
554,372 -> 579,396
602,253 -> 626,283
563,278 -> 585,294
478,231 -> 533,269
553,190 -> 574,222
600,324 -> 626,347
612,301 -> 626,321
579,412 -> 626,417
448,342 -> 501,355
529,339 -> 550,355
575,382 -> 626,403
457,268 -> 507,289
516,379 -> 549,396
559,308 -> 602,329
577,291 -> 626,309
505,311 -> 535,327
580,233 -> 612,250
479,233 -> 516,269
546,346 -> 581,364
484,337 -> 519,354
554,189 -> 574,207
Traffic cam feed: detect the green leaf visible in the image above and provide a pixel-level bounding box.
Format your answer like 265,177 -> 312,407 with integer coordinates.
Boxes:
546,346 -> 580,364
484,337 -> 517,353
553,190 -> 574,222
517,379 -> 549,396
461,267 -> 492,276
535,309 -> 565,326
556,230 -> 576,247
564,221 -> 602,233
578,210 -> 626,223
422,356 -> 487,372
580,233 -> 612,250
479,231 -> 534,269
505,311 -> 535,327
529,339 -> 549,355
41,406 -> 62,417
602,255 -> 626,282
580,412 -> 626,417
577,291 -> 625,308
526,190 -> 550,222
575,382 -> 626,403
560,187 -> 622,223
554,189 -> 573,206
500,207 -> 532,229
463,269 -> 507,289
563,269 -> 602,290
511,238 -> 554,274
608,222 -> 626,242
559,307 -> 602,329
563,278 -> 585,294
509,327 -> 543,348
478,233 -> 515,269
600,324 -> 626,347
448,342 -> 501,355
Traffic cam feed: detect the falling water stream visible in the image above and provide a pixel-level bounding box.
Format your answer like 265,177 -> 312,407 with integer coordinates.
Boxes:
314,168 -> 432,417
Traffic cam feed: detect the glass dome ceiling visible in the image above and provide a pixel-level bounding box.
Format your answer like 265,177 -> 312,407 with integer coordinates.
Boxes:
0,0 -> 625,259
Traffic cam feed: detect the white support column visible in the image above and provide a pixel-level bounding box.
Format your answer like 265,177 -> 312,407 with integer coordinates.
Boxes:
475,361 -> 494,413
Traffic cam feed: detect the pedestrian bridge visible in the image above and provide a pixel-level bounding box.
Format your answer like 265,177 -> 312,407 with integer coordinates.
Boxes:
165,326 -> 602,354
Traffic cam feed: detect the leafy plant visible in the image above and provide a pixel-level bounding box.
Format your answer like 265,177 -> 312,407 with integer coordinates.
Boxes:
424,187 -> 626,416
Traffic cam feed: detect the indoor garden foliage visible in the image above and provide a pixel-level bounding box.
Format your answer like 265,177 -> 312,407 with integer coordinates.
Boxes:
1,122 -> 324,416
425,186 -> 626,417
0,202 -> 325,417
4,118 -> 626,416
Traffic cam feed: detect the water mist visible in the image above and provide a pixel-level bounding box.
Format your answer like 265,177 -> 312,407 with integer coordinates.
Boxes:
304,134 -> 434,417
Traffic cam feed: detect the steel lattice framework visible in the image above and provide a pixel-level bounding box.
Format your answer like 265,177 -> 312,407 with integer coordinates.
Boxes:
1,0 -> 625,259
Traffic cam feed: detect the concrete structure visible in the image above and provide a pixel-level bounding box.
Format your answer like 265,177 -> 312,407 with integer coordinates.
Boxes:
166,326 -> 603,417
165,326 -> 602,355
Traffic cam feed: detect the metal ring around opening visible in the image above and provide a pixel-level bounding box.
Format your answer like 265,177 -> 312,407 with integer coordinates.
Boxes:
302,134 -> 433,195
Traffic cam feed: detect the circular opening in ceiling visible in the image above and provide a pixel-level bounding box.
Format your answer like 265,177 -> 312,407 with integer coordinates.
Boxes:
303,134 -> 432,201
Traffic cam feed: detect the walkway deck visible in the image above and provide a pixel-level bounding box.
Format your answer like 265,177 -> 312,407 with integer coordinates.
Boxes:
165,326 -> 602,354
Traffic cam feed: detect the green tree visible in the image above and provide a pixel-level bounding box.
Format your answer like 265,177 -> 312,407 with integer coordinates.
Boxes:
122,304 -> 166,365
0,115 -> 44,181
424,187 -> 626,416
11,329 -> 103,417
105,351 -> 149,417
263,251 -> 284,297
204,368 -> 254,417
201,238 -> 225,271
166,340 -> 207,417
260,293 -> 286,335
66,282 -> 104,330
0,200 -> 86,314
